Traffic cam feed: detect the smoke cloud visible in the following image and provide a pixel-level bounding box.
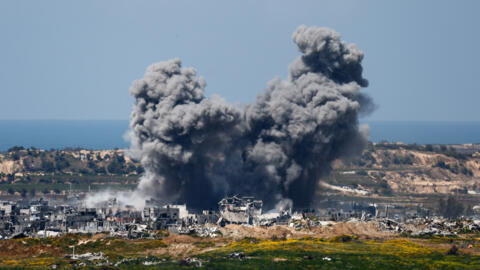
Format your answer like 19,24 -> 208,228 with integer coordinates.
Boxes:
127,25 -> 374,210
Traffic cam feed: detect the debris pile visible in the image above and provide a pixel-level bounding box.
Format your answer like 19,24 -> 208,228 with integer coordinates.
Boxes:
2,195 -> 480,242
228,252 -> 246,260
218,196 -> 262,225
376,217 -> 480,236
376,219 -> 405,233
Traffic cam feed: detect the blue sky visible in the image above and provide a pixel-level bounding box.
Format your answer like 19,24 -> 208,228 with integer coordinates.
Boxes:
0,0 -> 479,121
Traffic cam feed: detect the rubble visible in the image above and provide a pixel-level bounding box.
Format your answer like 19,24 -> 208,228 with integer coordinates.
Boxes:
73,252 -> 105,261
376,219 -> 405,233
228,252 -> 246,260
218,196 -> 262,225
182,257 -> 203,267
143,261 -> 162,266
376,217 -> 480,237
1,195 -> 479,241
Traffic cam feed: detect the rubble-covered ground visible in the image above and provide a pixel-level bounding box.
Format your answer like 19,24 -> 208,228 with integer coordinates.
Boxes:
1,221 -> 480,269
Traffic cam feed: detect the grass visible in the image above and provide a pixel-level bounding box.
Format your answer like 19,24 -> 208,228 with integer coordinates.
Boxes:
197,238 -> 480,269
1,235 -> 480,269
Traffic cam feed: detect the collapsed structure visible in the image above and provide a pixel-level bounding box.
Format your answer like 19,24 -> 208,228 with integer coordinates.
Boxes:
218,196 -> 262,225
1,194 -> 480,239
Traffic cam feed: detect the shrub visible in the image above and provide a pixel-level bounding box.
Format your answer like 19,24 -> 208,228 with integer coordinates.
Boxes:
446,245 -> 459,255
330,234 -> 357,243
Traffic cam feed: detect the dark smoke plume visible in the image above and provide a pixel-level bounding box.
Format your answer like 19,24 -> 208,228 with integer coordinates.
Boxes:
128,25 -> 374,210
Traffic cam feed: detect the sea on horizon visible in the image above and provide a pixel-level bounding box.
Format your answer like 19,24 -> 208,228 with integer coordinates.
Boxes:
0,120 -> 479,151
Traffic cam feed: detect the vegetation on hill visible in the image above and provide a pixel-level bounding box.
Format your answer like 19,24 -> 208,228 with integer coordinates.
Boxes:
1,143 -> 480,198
329,142 -> 480,196
0,147 -> 143,194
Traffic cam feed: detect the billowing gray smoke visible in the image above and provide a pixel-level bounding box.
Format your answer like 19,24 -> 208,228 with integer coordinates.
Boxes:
128,25 -> 373,210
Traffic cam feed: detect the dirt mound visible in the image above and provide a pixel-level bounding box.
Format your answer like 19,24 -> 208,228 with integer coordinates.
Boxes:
148,234 -> 221,258
219,222 -> 391,240
311,221 -> 392,239
219,224 -> 294,240
0,239 -> 64,258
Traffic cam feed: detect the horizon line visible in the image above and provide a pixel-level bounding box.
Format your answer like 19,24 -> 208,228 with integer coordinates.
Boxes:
1,119 -> 480,123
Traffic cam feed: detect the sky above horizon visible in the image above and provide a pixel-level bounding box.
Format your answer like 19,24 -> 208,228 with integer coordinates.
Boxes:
0,0 -> 479,121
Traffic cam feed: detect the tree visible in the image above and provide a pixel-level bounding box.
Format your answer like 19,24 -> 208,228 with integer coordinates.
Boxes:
20,188 -> 27,198
136,166 -> 145,174
7,146 -> 24,152
356,170 -> 367,176
94,166 -> 106,174
127,164 -> 137,174
29,189 -> 36,197
436,161 -> 448,169
41,159 -> 55,173
39,178 -> 50,184
7,188 -> 14,195
87,160 -> 97,169
116,155 -> 125,164
107,159 -> 125,174
55,157 -> 70,171
11,153 -> 20,161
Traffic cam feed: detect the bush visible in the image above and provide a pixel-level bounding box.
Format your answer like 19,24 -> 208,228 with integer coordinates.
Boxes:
55,157 -> 70,171
11,153 -> 20,160
356,170 -> 367,176
136,166 -> 145,174
107,159 -> 126,174
41,160 -> 55,173
95,166 -> 107,174
330,234 -> 357,242
8,146 -> 25,152
446,245 -> 459,255
39,178 -> 50,184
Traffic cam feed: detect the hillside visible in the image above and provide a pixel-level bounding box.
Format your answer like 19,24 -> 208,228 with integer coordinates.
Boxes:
0,147 -> 142,195
328,143 -> 480,197
1,143 -> 480,198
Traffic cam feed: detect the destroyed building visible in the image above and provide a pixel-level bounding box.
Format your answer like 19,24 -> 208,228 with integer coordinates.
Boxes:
1,192 -> 477,240
218,196 -> 263,225
143,205 -> 180,230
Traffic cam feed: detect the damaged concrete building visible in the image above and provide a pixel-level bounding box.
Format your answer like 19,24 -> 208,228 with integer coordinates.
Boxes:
217,196 -> 263,225
1,193 -> 470,240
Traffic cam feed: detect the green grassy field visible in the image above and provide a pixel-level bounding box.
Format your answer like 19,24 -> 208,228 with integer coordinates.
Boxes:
1,234 -> 480,269
196,237 -> 480,270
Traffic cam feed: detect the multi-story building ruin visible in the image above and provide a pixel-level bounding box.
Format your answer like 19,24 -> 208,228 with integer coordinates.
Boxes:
218,196 -> 263,225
